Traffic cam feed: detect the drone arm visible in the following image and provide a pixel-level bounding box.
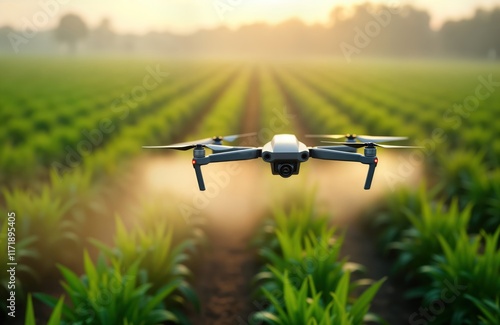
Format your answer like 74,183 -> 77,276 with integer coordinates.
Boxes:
309,147 -> 378,190
313,145 -> 357,153
309,147 -> 373,163
205,148 -> 262,163
191,148 -> 262,191
207,145 -> 259,154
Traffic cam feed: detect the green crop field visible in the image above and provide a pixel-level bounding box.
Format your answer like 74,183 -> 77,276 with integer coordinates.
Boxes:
1,57 -> 499,324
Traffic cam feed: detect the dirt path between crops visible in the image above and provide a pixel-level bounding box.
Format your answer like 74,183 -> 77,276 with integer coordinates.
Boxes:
188,67 -> 262,324
122,66 -> 263,324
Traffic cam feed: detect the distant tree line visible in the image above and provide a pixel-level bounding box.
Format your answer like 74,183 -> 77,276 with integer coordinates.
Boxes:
440,8 -> 500,58
0,4 -> 499,59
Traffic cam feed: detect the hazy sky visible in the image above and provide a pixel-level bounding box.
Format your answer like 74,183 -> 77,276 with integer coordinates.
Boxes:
1,0 -> 499,34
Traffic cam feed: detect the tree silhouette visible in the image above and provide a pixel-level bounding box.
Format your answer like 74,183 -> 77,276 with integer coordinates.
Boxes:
54,13 -> 88,53
441,8 -> 500,58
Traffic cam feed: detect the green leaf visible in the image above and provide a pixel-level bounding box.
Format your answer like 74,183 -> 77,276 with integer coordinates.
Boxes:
25,294 -> 36,325
47,296 -> 65,325
57,264 -> 86,298
177,280 -> 200,312
350,277 -> 385,324
144,279 -> 181,314
83,250 -> 98,285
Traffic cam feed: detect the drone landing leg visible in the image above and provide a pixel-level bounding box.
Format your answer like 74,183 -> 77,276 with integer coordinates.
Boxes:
193,162 -> 206,191
364,162 -> 377,190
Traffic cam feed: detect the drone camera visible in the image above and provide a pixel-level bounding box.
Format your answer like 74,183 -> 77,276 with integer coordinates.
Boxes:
272,160 -> 300,178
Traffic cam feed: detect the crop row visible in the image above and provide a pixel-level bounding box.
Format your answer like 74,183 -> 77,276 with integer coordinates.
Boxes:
23,204 -> 203,324
324,64 -> 500,138
284,65 -> 424,140
80,64 -> 240,181
271,62 -> 500,322
0,63 -> 247,319
370,182 -> 500,324
271,66 -> 364,136
190,65 -> 252,138
288,63 -> 500,166
1,62 -> 240,187
1,61 -> 229,185
249,193 -> 384,324
278,62 -> 499,228
257,66 -> 296,138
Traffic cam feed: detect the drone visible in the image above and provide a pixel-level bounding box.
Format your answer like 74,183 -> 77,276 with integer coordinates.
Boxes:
143,133 -> 420,191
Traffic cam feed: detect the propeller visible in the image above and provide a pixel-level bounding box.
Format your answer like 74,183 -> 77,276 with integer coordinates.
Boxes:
306,134 -> 352,140
321,141 -> 422,149
307,134 -> 408,143
142,132 -> 257,151
219,132 -> 257,142
356,135 -> 408,143
204,144 -> 256,153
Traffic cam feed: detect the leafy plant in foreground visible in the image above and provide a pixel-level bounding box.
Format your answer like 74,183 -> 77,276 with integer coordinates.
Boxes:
436,150 -> 500,232
254,189 -> 329,253
256,226 -> 363,303
417,228 -> 500,324
465,296 -> 500,325
2,187 -> 77,263
91,217 -> 200,314
252,271 -> 385,325
25,294 -> 65,325
36,251 -> 183,324
370,182 -> 438,250
389,199 -> 471,282
133,199 -> 206,248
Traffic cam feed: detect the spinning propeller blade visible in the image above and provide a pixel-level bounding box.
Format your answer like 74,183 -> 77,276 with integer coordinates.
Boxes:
307,134 -> 408,143
142,144 -> 198,150
375,143 -> 423,149
306,134 -> 347,139
204,144 -> 254,153
222,132 -> 257,142
142,132 -> 257,151
356,135 -> 408,143
321,141 -> 422,149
